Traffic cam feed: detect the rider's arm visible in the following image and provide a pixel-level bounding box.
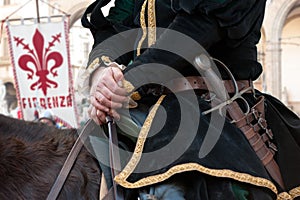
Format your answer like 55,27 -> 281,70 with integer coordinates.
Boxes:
123,0 -> 266,88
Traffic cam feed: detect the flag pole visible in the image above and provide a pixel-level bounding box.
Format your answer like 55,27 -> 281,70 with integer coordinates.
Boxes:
35,0 -> 40,23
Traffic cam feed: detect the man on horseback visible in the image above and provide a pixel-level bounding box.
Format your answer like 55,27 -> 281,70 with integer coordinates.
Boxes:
78,0 -> 300,199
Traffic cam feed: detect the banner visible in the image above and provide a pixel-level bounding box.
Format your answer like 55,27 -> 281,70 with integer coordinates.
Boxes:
6,17 -> 78,128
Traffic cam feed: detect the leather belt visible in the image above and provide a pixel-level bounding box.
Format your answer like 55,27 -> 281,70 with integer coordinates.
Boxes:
164,76 -> 252,94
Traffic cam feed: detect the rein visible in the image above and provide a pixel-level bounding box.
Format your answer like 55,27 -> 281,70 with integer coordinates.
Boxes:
46,119 -> 97,200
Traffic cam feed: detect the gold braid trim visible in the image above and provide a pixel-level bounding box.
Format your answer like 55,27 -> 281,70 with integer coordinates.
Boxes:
114,97 -> 278,195
290,186 -> 300,199
136,0 -> 148,56
101,55 -> 112,65
136,0 -> 157,56
115,95 -> 166,181
116,162 -> 278,194
131,91 -> 142,101
88,57 -> 100,70
278,186 -> 300,200
122,79 -> 135,93
147,0 -> 156,47
277,192 -> 293,200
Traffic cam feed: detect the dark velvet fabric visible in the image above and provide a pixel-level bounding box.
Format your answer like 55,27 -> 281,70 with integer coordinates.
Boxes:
124,92 -> 271,184
104,92 -> 280,199
262,93 -> 300,191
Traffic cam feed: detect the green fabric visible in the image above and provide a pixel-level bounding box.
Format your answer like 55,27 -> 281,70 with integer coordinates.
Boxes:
232,182 -> 250,200
107,0 -> 135,23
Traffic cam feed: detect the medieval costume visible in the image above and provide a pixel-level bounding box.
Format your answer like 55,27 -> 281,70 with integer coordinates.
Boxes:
78,0 -> 300,199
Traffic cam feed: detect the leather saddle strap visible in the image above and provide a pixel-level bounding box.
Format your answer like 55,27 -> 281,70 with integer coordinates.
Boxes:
227,98 -> 285,190
47,119 -> 97,200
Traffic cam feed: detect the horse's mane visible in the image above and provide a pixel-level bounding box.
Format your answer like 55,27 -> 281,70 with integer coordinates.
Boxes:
0,114 -> 100,199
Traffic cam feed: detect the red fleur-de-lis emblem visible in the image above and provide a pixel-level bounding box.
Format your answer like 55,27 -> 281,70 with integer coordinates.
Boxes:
14,29 -> 63,95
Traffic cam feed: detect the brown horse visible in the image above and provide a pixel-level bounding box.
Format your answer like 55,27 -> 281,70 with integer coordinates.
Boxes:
0,114 -> 101,200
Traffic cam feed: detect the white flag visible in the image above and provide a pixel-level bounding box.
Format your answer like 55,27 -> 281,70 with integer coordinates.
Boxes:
6,17 -> 78,128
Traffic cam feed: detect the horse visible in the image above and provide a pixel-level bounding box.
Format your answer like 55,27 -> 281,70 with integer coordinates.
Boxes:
0,114 -> 101,200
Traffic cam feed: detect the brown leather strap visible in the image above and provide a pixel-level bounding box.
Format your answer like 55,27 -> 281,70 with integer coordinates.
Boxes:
165,76 -> 252,94
234,97 -> 264,129
227,99 -> 285,190
189,57 -> 284,190
47,119 -> 97,200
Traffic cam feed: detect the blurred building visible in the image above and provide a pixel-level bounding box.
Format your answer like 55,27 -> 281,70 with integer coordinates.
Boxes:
1,0 -> 300,116
256,0 -> 300,115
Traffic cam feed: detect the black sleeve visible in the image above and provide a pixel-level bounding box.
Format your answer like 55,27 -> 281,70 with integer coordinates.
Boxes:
87,26 -> 136,66
81,0 -> 136,66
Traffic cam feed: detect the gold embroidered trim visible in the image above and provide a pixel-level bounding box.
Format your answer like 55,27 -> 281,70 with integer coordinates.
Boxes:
136,0 -> 148,56
131,91 -> 142,101
147,0 -> 156,47
101,55 -> 112,64
290,186 -> 300,199
136,0 -> 157,56
100,55 -> 126,71
88,57 -> 100,70
122,79 -> 135,93
116,161 -> 278,194
277,192 -> 292,200
115,95 -> 166,181
278,186 -> 300,200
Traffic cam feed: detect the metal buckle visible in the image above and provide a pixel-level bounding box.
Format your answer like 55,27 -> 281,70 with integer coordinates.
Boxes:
266,129 -> 274,140
268,141 -> 278,152
258,117 -> 267,130
251,109 -> 260,120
